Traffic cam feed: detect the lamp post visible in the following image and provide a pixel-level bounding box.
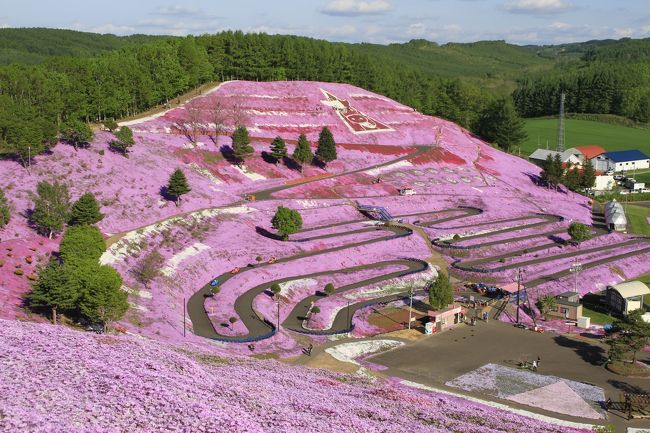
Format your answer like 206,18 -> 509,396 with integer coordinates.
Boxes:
569,258 -> 582,294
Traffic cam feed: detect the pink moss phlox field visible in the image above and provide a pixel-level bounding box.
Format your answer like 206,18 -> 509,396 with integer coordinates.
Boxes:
0,319 -> 594,433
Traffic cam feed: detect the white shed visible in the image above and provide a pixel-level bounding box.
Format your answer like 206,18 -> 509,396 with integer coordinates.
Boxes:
606,281 -> 650,315
604,200 -> 627,231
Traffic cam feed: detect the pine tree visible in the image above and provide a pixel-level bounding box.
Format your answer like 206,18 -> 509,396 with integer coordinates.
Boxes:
315,127 -> 337,165
0,187 -> 10,228
60,119 -> 94,150
428,272 -> 453,310
110,126 -> 135,156
69,192 -> 103,226
269,136 -> 287,164
552,154 -> 564,189
231,126 -> 254,164
59,225 -> 106,263
581,158 -> 596,190
31,181 -> 71,239
476,97 -> 527,152
166,168 -> 191,206
563,167 -> 581,191
74,260 -> 128,331
292,134 -> 313,173
28,260 -> 80,325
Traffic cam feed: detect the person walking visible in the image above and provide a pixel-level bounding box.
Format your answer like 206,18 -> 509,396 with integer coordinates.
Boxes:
532,360 -> 538,371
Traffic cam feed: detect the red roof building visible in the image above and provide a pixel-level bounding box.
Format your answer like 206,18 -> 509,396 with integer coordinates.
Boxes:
574,145 -> 606,161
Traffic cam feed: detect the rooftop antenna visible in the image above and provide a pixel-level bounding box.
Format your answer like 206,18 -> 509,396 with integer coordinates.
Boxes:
556,92 -> 566,152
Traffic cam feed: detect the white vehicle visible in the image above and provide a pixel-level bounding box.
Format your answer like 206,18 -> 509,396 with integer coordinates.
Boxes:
399,187 -> 416,196
604,169 -> 614,176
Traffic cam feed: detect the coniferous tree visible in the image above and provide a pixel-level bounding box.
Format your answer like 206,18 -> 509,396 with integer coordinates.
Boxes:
315,127 -> 337,165
59,225 -> 106,263
581,158 -> 596,191
69,192 -> 103,226
166,168 -> 191,206
292,134 -> 313,173
428,272 -> 453,310
269,136 -> 287,164
0,187 -> 10,229
28,260 -> 79,325
476,97 -> 527,152
110,126 -> 135,156
231,126 -> 254,164
563,166 -> 581,191
74,260 -> 128,331
60,119 -> 93,150
31,181 -> 71,239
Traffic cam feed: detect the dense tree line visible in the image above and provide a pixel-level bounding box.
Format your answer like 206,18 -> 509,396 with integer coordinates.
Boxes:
513,62 -> 650,123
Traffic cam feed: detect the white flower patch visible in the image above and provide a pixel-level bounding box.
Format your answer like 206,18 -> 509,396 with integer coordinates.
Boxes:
364,160 -> 412,177
189,163 -> 222,187
122,285 -> 153,299
401,380 -> 596,430
296,200 -> 323,208
471,187 -> 484,193
325,340 -> 404,365
438,226 -> 521,241
232,164 -> 266,181
161,243 -> 210,277
100,205 -> 254,265
278,278 -> 317,297
345,268 -> 437,301
128,302 -> 150,312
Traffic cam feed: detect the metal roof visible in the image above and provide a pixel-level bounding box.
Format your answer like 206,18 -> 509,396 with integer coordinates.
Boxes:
603,150 -> 650,163
575,145 -> 606,160
609,281 -> 650,299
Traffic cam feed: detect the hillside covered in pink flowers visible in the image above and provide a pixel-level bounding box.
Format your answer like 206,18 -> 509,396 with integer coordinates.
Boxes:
0,319 -> 593,433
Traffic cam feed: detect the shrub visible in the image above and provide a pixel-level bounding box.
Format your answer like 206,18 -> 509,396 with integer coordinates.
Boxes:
14,269 -> 24,276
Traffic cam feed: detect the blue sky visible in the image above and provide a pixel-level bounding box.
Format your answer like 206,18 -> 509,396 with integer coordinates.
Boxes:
1,0 -> 648,45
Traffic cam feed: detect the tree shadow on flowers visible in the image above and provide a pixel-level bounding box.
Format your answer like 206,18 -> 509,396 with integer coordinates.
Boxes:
553,334 -> 607,366
255,226 -> 283,241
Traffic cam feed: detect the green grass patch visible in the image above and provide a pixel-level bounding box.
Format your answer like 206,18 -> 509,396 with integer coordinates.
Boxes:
521,118 -> 650,156
581,294 -> 616,325
625,204 -> 650,235
582,307 -> 616,325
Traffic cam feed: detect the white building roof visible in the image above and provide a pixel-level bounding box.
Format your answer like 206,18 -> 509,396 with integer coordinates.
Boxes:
529,149 -> 581,164
610,281 -> 650,299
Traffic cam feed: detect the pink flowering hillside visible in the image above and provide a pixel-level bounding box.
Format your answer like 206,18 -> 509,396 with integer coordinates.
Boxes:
0,319 -> 592,433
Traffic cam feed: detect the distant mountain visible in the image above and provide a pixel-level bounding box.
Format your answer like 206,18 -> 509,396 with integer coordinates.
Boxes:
0,28 -> 164,65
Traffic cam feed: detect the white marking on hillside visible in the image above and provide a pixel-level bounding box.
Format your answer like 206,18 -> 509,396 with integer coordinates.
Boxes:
161,243 -> 210,277
364,160 -> 412,176
401,380 -> 596,430
278,278 -> 317,297
325,340 -> 404,365
471,187 -> 484,193
100,205 -> 253,265
232,165 -> 266,181
189,163 -> 222,186
119,81 -> 234,126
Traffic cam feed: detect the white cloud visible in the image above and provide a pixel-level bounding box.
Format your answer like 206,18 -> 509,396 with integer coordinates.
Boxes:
503,0 -> 573,15
155,5 -> 201,16
70,22 -> 136,35
322,0 -> 391,16
405,22 -> 462,40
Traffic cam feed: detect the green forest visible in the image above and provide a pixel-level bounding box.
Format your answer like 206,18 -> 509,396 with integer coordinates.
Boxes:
1,28 -> 649,164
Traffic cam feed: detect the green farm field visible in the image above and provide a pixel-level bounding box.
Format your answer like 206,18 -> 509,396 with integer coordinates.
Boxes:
521,118 -> 650,156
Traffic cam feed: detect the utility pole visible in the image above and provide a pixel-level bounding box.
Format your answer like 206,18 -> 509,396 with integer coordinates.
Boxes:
346,301 -> 350,330
516,269 -> 523,324
408,285 -> 414,330
183,296 -> 186,337
277,296 -> 280,333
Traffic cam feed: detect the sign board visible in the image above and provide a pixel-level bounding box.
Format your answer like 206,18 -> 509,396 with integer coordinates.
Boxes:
425,322 -> 434,335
